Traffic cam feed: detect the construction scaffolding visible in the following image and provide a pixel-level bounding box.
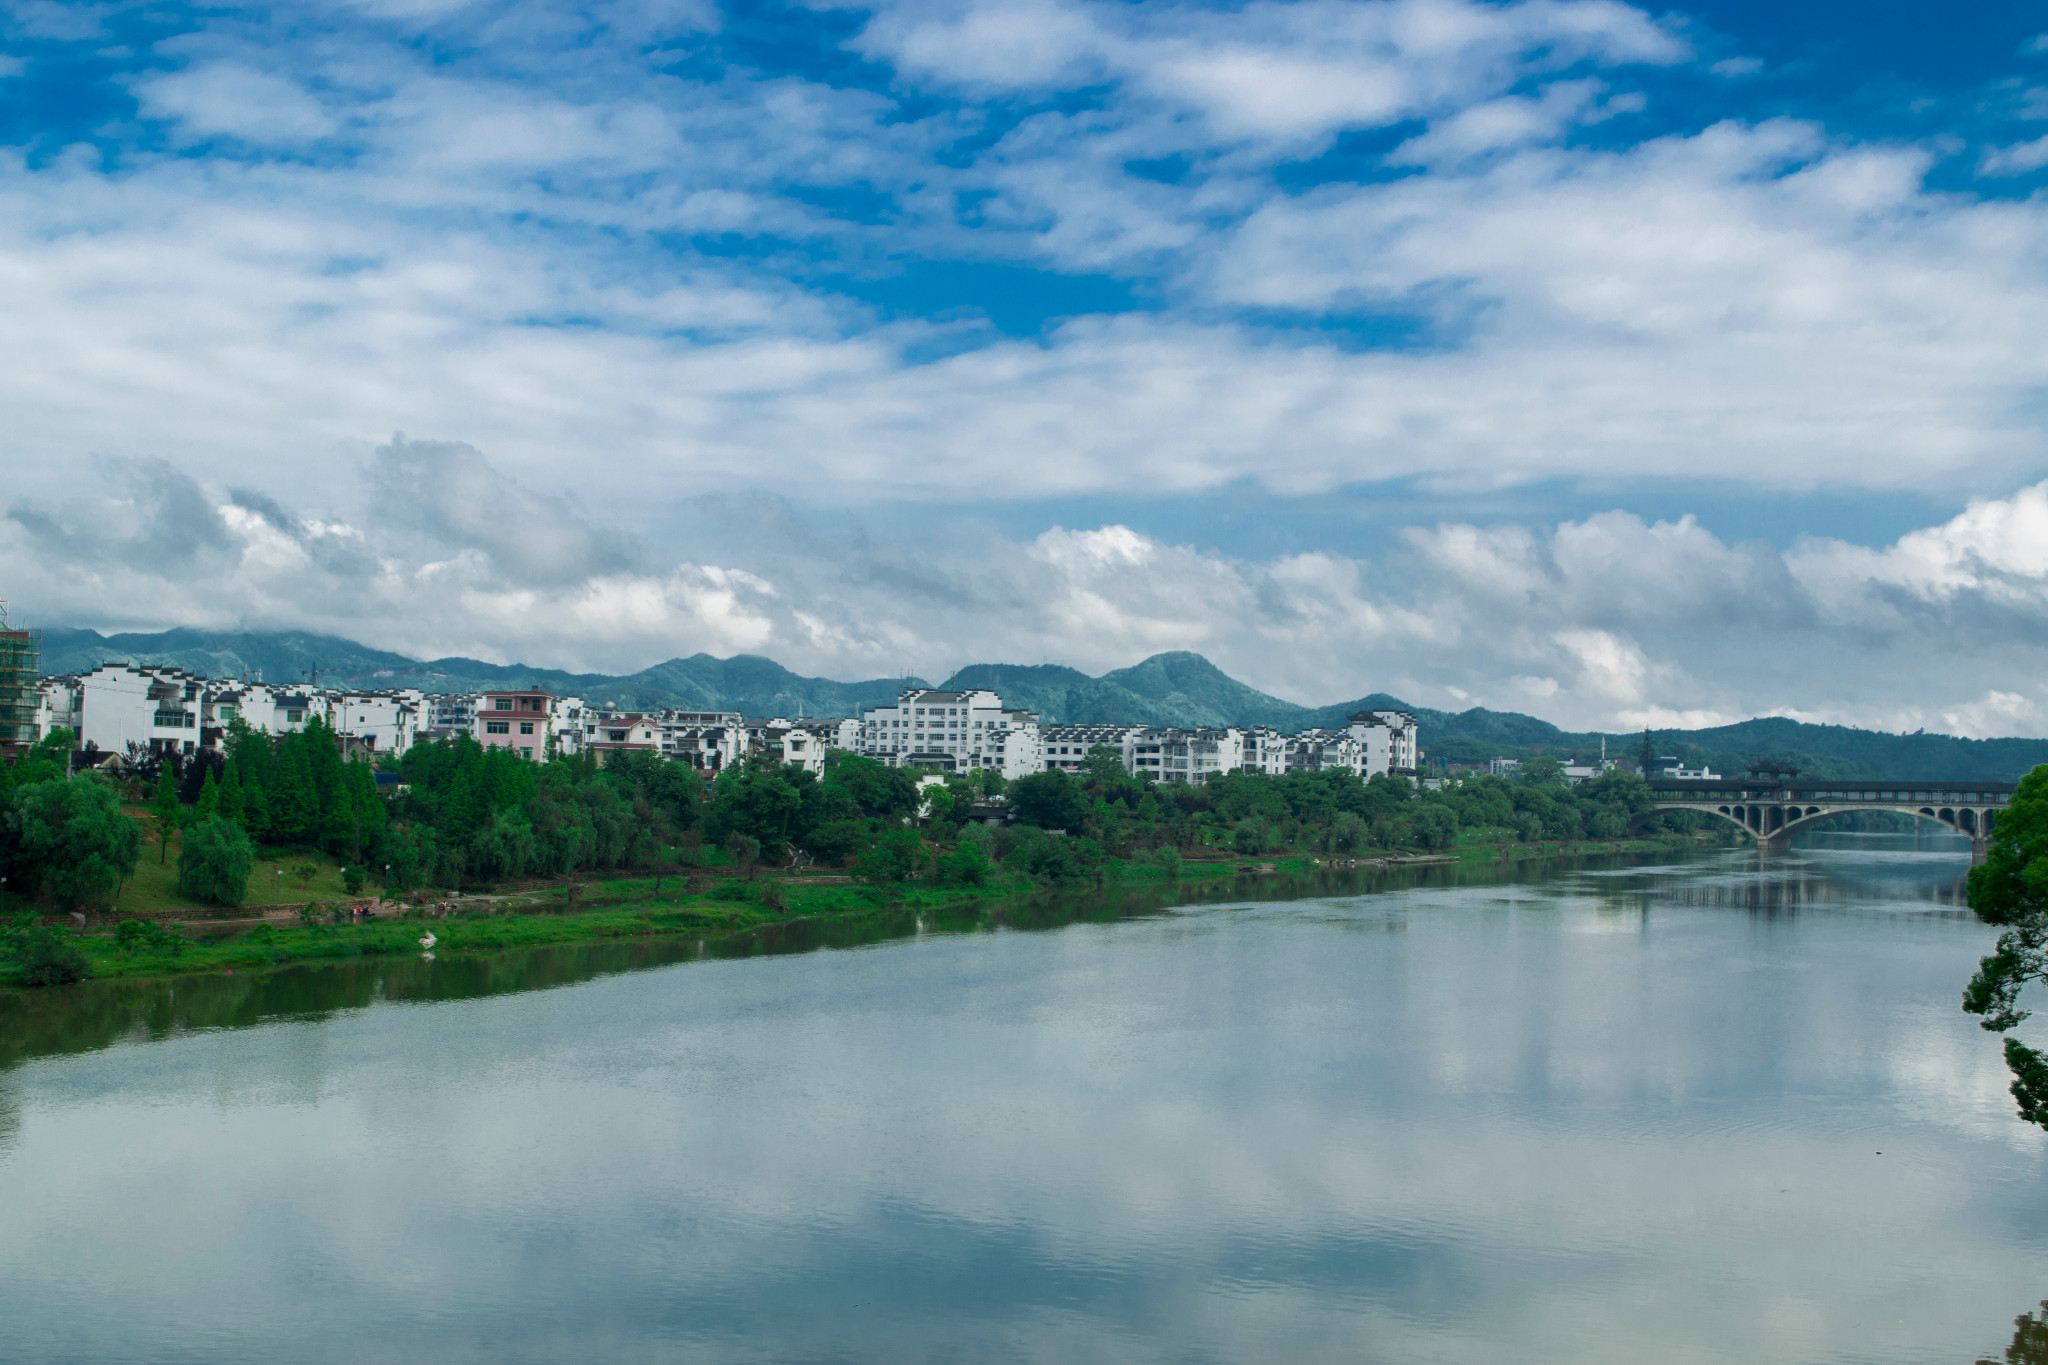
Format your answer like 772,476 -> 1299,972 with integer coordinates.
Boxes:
0,601 -> 40,757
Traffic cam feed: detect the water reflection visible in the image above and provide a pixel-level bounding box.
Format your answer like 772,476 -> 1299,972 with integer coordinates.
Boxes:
0,849 -> 1708,1074
1981,1300 -> 2048,1365
0,838 -> 2036,1365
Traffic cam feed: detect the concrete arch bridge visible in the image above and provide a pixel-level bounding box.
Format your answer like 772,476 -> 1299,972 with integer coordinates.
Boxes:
1640,777 -> 2017,851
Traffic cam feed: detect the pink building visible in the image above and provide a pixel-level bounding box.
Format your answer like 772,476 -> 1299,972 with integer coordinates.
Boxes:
476,690 -> 555,760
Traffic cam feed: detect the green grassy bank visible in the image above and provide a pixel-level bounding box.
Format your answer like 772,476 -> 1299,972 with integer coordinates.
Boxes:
3,832 -> 1711,988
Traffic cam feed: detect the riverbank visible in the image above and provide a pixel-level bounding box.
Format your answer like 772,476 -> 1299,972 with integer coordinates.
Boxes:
1,833 -> 1713,988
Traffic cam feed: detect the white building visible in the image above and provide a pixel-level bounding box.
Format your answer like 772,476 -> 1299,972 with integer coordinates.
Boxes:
585,710 -> 664,765
1135,727 -> 1245,784
860,688 -> 1041,780
71,665 -> 209,758
1346,710 -> 1420,775
425,692 -> 478,740
761,718 -> 858,776
324,690 -> 424,758
1039,724 -> 1149,773
1240,726 -> 1288,776
36,676 -> 83,742
656,711 -> 746,772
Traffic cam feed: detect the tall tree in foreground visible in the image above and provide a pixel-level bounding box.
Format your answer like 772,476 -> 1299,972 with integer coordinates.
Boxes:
1963,766 -> 2048,1127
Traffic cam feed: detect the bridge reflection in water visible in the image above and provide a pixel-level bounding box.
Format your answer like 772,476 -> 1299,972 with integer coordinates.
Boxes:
1614,844 -> 1974,917
1642,776 -> 2016,851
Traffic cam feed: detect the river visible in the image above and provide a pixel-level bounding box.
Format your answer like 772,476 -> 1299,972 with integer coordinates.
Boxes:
2,835 -> 2044,1363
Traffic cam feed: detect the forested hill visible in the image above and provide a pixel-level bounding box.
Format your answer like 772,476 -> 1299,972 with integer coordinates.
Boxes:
33,628 -> 2048,780
37,628 -> 923,718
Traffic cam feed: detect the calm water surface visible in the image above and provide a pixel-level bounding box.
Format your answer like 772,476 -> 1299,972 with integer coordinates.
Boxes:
3,837 -> 2046,1363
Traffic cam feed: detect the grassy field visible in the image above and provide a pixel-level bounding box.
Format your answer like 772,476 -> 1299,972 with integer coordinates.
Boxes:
113,813 -> 367,916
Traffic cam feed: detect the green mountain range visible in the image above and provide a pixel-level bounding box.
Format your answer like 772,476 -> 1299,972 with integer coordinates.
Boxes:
32,628 -> 2048,781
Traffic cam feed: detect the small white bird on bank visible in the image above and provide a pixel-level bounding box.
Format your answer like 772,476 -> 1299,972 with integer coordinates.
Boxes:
420,932 -> 437,952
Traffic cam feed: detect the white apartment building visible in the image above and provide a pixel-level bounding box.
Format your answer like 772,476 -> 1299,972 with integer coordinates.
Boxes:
860,689 -> 1041,780
1138,728 -> 1246,784
323,690 -> 424,758
426,693 -> 478,740
753,717 -> 857,776
1039,724 -> 1150,773
1347,710 -> 1421,774
1285,728 -> 1358,775
67,666 -> 209,757
1240,726 -> 1288,775
658,711 -> 746,771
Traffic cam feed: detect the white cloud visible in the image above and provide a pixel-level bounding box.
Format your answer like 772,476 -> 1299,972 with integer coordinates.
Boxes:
0,0 -> 2039,512
132,63 -> 341,144
1979,134 -> 2048,176
13,450 -> 2048,737
856,0 -> 1683,149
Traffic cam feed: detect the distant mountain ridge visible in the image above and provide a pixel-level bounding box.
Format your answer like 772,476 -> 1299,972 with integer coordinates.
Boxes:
33,627 -> 2048,781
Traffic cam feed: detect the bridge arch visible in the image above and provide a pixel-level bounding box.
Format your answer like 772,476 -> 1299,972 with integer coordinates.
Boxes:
1638,797 -> 2002,845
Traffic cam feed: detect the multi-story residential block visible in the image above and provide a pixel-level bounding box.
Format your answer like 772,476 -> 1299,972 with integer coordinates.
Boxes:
324,690 -> 424,758
1142,727 -> 1246,784
70,665 -> 209,757
1347,710 -> 1420,775
859,688 -> 1040,779
1039,724 -> 1149,773
788,718 -> 860,773
425,692 -> 478,741
474,689 -> 559,760
659,712 -> 745,771
1240,726 -> 1288,776
1284,728 -> 1358,775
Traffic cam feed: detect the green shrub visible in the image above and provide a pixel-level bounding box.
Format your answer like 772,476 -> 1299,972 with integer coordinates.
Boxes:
114,919 -> 186,956
854,829 -> 925,885
341,864 -> 366,895
938,839 -> 991,886
11,928 -> 92,986
803,819 -> 867,866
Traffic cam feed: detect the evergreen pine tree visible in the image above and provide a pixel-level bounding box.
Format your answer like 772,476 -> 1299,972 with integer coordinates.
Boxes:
219,763 -> 246,824
1638,727 -> 1654,773
268,741 -> 318,845
195,766 -> 220,821
240,777 -> 271,842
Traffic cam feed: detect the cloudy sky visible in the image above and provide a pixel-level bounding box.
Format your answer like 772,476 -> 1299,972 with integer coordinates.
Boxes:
3,0 -> 2048,734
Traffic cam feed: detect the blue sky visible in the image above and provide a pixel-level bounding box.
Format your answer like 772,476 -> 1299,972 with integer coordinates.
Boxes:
5,0 -> 2048,735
